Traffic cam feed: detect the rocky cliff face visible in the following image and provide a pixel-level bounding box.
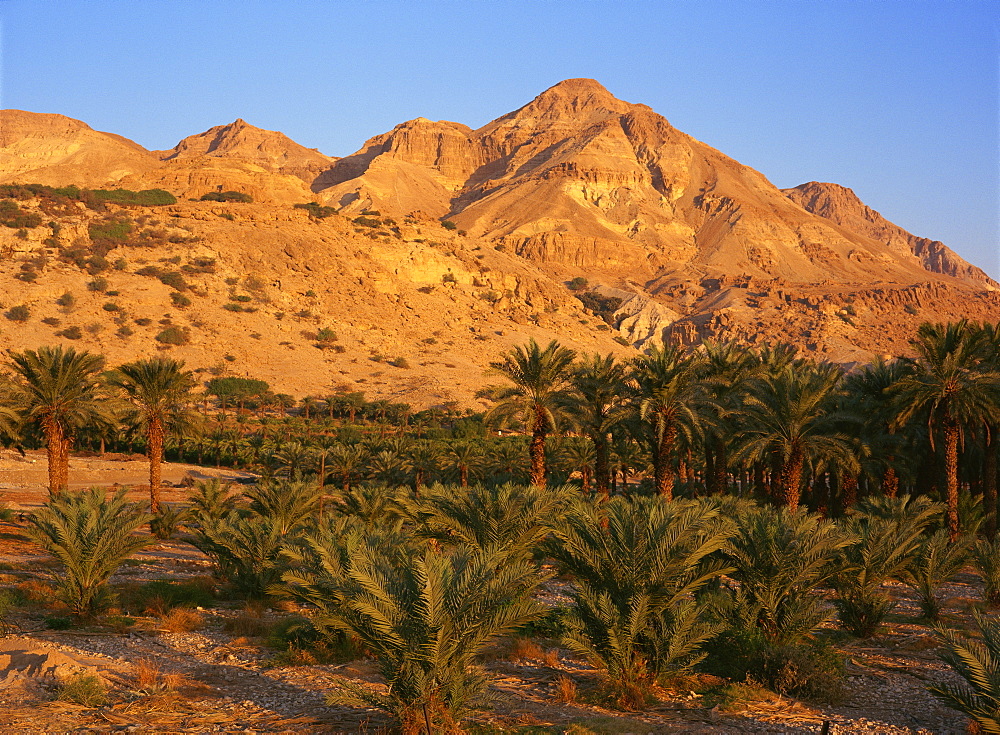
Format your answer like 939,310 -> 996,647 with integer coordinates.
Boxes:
783,181 -> 996,289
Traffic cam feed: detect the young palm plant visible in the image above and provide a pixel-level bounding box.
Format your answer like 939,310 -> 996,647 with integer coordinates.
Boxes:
930,610 -> 1000,732
972,538 -> 1000,607
833,500 -> 937,637
903,529 -> 973,621
28,487 -> 153,616
191,511 -> 290,598
546,496 -> 734,708
325,541 -> 546,733
186,478 -> 240,524
245,478 -> 323,535
410,482 -> 570,561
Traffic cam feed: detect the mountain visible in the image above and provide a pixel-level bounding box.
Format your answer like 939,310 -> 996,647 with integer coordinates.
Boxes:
0,110 -> 160,186
0,82 -> 997,405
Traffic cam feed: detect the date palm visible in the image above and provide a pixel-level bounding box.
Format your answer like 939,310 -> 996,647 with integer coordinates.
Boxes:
8,346 -> 110,494
480,339 -> 577,487
632,345 -> 704,500
566,353 -> 630,499
890,321 -> 1000,540
111,357 -> 196,512
732,362 -> 854,511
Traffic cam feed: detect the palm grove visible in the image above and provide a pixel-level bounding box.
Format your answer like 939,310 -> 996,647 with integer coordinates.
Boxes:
4,320 -> 1000,732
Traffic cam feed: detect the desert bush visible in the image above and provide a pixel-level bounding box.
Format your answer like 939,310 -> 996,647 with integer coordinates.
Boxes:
58,325 -> 83,340
4,305 -> 30,322
245,478 -> 322,535
57,672 -> 108,706
155,326 -> 190,346
930,611 -> 1000,732
546,496 -> 733,708
294,202 -> 337,218
410,482 -> 567,560
186,479 -> 239,524
27,488 -> 153,616
87,277 -> 108,292
200,191 -> 253,203
158,607 -> 204,633
441,219 -> 458,230
973,538 -> 1000,607
120,578 -> 215,616
703,506 -> 850,700
91,188 -> 176,206
169,292 -> 191,308
56,291 -> 75,309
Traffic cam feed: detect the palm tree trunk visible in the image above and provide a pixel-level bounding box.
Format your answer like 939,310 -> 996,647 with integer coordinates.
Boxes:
882,464 -> 899,499
944,416 -> 960,541
594,435 -> 610,501
529,406 -> 547,487
841,473 -> 858,510
655,420 -> 677,500
58,433 -> 71,493
986,432 -> 998,541
43,420 -> 65,495
459,464 -> 469,488
781,444 -> 804,511
714,438 -> 728,495
148,417 -> 164,513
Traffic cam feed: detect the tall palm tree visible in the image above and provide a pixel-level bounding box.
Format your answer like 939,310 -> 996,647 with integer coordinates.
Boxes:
974,322 -> 1000,539
480,339 -> 577,487
632,345 -> 704,500
8,345 -> 109,494
111,357 -> 196,512
732,362 -> 854,511
0,377 -> 24,449
566,353 -> 629,499
891,321 -> 1000,540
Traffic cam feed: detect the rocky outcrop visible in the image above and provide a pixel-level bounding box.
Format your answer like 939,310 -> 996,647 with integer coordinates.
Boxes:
783,182 -> 996,290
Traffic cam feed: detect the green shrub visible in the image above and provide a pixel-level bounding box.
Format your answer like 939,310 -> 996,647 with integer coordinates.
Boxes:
86,277 -> 108,292
155,326 -> 190,346
294,202 -> 338,218
352,216 -> 380,228
170,292 -> 191,308
88,218 -> 133,250
91,188 -> 176,206
200,191 -> 253,203
157,271 -> 188,291
102,302 -> 120,312
4,305 -> 30,322
441,219 -> 458,230
546,496 -> 732,708
56,292 -> 75,309
57,673 -> 108,706
190,513 -> 289,598
59,326 -> 83,340
567,277 -> 588,291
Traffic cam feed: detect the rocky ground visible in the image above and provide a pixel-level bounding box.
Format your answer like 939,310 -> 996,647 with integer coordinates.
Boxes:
0,455 -> 979,734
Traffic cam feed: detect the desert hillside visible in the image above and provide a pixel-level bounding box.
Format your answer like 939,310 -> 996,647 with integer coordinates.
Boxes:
1,80 -> 997,406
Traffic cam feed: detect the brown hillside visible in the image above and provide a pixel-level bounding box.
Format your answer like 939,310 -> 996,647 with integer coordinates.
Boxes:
0,82 -> 997,405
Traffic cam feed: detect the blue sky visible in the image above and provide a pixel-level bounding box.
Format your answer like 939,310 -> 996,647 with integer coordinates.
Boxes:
2,0 -> 997,277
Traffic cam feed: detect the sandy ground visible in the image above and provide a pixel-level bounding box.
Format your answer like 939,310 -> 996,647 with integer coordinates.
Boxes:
0,449 -> 255,509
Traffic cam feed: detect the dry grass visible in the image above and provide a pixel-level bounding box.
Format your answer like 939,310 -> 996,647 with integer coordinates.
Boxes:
553,674 -> 578,703
510,637 -> 545,662
134,658 -> 162,692
158,607 -> 203,633
223,604 -> 271,638
542,647 -> 561,667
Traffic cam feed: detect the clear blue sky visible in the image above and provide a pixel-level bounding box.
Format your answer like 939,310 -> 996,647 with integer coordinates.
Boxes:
2,0 -> 997,277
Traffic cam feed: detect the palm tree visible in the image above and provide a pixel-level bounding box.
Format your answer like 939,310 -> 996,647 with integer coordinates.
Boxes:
732,362 -> 855,511
446,441 -> 482,488
111,357 -> 196,512
8,346 -> 110,494
890,321 -> 1000,539
632,345 -> 704,500
480,339 -> 577,487
566,353 -> 629,499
